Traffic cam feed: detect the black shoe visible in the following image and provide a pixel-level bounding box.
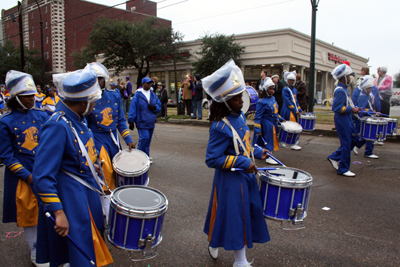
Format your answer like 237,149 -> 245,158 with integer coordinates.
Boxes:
198,118 -> 202,120
191,117 -> 196,119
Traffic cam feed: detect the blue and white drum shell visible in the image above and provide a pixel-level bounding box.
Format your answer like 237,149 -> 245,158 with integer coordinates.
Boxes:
241,86 -> 259,114
259,168 -> 312,222
383,117 -> 398,136
278,121 -> 302,146
112,149 -> 150,187
108,186 -> 168,251
360,117 -> 388,142
298,113 -> 316,131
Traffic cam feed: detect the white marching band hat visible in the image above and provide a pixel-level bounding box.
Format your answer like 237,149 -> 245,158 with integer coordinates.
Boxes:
5,70 -> 37,98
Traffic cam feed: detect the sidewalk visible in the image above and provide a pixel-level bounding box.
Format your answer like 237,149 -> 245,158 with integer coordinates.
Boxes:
167,118 -> 400,143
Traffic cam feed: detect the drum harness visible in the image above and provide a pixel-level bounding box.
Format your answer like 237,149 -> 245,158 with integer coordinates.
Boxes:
335,86 -> 361,120
60,116 -> 112,196
110,131 -> 121,151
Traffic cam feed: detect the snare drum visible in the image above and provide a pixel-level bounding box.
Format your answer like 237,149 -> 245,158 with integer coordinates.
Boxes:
298,113 -> 316,131
108,186 -> 168,260
383,117 -> 398,136
259,168 -> 312,225
278,121 -> 302,146
242,86 -> 258,114
112,149 -> 150,187
360,117 -> 388,141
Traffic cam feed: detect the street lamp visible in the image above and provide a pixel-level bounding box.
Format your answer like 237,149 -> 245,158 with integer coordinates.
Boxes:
34,0 -> 46,87
308,0 -> 320,112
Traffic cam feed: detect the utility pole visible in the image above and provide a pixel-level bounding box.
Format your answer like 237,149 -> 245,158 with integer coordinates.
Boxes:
35,0 -> 46,87
308,0 -> 319,112
18,1 -> 25,72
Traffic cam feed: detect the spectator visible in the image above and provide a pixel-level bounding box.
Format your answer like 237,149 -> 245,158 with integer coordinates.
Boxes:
119,81 -> 128,114
192,75 -> 203,120
357,67 -> 369,86
178,82 -> 185,115
373,66 -> 392,115
159,83 -> 168,119
295,73 -> 308,111
152,76 -> 158,92
181,77 -> 193,117
256,70 -> 268,93
126,76 -> 133,113
34,85 -> 45,109
271,74 -> 284,113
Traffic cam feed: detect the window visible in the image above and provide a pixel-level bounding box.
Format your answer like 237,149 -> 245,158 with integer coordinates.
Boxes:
46,51 -> 49,59
32,26 -> 34,33
169,70 -> 187,94
31,11 -> 33,19
45,20 -> 47,29
45,5 -> 47,13
32,40 -> 34,47
6,21 -> 8,28
46,36 -> 48,44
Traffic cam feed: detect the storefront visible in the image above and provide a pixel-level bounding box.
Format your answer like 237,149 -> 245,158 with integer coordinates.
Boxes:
107,28 -> 369,102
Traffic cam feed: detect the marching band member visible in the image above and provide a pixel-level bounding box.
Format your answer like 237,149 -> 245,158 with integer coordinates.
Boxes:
253,77 -> 285,164
0,90 -> 5,114
0,70 -> 49,266
128,77 -> 161,160
327,64 -> 362,177
85,62 -> 134,219
34,85 -> 46,108
353,76 -> 379,159
280,70 -> 302,150
41,87 -> 60,115
33,68 -> 113,267
202,59 -> 270,267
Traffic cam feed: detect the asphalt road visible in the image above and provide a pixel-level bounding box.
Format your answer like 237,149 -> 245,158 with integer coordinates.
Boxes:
389,105 -> 400,117
1,123 -> 399,267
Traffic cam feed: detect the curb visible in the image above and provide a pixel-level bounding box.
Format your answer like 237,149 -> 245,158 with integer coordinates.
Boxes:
166,118 -> 400,143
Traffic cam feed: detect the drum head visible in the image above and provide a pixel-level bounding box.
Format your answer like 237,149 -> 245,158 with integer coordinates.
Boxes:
262,167 -> 312,188
113,149 -> 150,175
362,117 -> 388,125
241,89 -> 251,114
300,113 -> 316,120
114,186 -> 166,211
281,121 -> 302,133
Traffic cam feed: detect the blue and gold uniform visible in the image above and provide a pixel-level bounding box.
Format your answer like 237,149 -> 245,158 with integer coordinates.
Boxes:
42,95 -> 60,115
253,96 -> 284,152
353,90 -> 375,156
87,88 -> 133,190
0,92 -> 5,110
0,108 -> 49,226
204,112 -> 270,250
328,82 -> 359,174
34,92 -> 46,108
33,103 -> 113,265
280,85 -> 302,121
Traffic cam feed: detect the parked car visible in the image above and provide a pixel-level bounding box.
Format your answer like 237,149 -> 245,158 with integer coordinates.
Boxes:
167,97 -> 177,107
202,98 -> 209,109
323,97 -> 333,106
391,96 -> 400,106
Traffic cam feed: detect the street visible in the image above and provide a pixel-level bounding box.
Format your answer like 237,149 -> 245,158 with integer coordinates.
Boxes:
1,123 -> 400,267
389,105 -> 400,117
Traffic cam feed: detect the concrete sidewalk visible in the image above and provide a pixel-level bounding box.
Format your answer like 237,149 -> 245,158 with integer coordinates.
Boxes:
167,118 -> 400,143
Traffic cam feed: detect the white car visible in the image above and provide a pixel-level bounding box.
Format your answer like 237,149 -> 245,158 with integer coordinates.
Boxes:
323,97 -> 333,106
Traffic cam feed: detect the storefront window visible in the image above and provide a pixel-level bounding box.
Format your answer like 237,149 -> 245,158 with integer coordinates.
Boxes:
169,70 -> 187,95
149,71 -> 166,84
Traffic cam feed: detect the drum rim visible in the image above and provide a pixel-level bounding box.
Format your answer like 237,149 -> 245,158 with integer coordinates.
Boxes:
299,113 -> 316,119
112,149 -> 150,176
361,117 -> 388,125
260,167 -> 313,187
383,117 -> 398,122
264,211 -> 308,221
280,121 -> 303,134
110,185 -> 168,218
107,233 -> 163,252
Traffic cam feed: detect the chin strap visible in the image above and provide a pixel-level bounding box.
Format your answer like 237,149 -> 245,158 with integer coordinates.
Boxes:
222,99 -> 233,112
15,95 -> 32,110
81,101 -> 91,116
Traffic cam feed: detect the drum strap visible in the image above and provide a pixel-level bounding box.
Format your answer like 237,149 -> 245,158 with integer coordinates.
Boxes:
61,116 -> 106,195
110,131 -> 121,151
61,168 -> 104,195
222,117 -> 252,161
287,87 -> 298,111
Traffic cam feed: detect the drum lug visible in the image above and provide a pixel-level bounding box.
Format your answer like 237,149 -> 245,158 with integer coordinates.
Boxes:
289,203 -> 304,225
139,234 -> 156,257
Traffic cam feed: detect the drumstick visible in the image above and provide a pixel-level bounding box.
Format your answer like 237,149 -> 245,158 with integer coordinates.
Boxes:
45,212 -> 95,265
231,167 -> 280,171
257,135 -> 267,145
254,144 -> 286,167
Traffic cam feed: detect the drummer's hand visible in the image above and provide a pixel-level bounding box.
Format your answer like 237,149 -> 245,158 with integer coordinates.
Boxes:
27,174 -> 33,185
257,132 -> 262,136
261,149 -> 270,160
296,111 -> 300,115
376,112 -> 381,117
246,162 -> 257,174
129,122 -> 135,130
352,107 -> 362,113
94,164 -> 103,178
128,142 -> 135,150
54,210 -> 69,237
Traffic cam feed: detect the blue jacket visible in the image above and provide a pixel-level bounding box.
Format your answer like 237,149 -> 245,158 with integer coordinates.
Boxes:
193,81 -> 203,101
128,89 -> 161,129
204,112 -> 270,250
280,86 -> 302,121
33,101 -> 106,266
0,108 -> 49,225
371,86 -> 381,112
87,88 -> 132,145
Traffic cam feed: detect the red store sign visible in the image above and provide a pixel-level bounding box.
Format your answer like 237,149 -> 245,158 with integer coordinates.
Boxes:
328,53 -> 346,64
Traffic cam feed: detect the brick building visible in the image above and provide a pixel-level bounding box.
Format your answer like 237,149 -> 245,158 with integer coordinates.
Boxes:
1,0 -> 171,74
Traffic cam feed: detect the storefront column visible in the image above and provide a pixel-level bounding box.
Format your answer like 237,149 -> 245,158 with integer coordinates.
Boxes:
165,70 -> 171,95
324,71 -> 329,99
300,66 -> 305,79
282,62 -> 290,72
